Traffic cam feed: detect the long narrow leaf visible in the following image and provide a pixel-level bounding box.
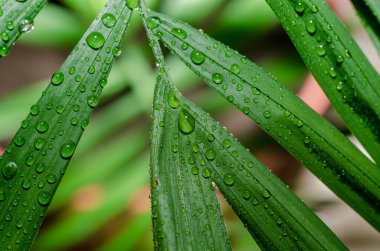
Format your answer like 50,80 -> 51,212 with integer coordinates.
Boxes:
263,0 -> 380,164
351,0 -> 380,54
151,72 -> 347,250
145,10 -> 380,231
0,1 -> 132,249
0,0 -> 48,57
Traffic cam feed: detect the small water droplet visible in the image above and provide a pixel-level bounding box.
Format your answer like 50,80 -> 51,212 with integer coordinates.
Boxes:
19,18 -> 34,33
147,17 -> 161,29
262,190 -> 271,198
178,109 -> 195,135
60,141 -> 76,159
87,95 -> 99,108
22,179 -> 31,190
2,162 -> 18,180
306,20 -> 316,34
168,90 -> 179,108
171,28 -> 187,39
86,32 -> 105,50
212,73 -> 223,84
126,0 -> 138,9
205,149 -> 216,160
38,192 -> 51,206
202,168 -> 211,178
191,166 -> 199,175
191,49 -> 206,65
231,64 -> 241,74
295,2 -> 304,14
14,135 -> 25,147
36,121 -> 49,133
316,44 -> 326,56
30,105 -> 40,115
263,111 -> 271,118
101,13 -> 116,28
47,174 -> 57,184
224,174 -> 235,186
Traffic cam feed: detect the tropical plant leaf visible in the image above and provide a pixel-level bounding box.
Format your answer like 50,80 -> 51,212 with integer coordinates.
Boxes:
144,10 -> 380,231
142,2 -> 347,249
263,0 -> 380,165
151,71 -> 347,250
0,0 -> 48,57
351,0 -> 380,55
0,0 -> 132,249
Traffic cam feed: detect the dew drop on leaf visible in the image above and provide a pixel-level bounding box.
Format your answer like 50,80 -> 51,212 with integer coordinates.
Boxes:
60,141 -> 76,159
14,136 -> 25,147
202,168 -> 211,178
295,2 -> 304,14
306,20 -> 316,34
38,192 -> 51,206
101,13 -> 116,28
86,32 -> 105,50
168,90 -> 179,108
126,0 -> 138,10
223,174 -> 235,186
190,49 -> 206,65
36,121 -> 49,133
178,109 -> 195,135
51,72 -> 64,86
87,95 -> 99,108
212,73 -> 223,84
230,64 -> 241,74
2,162 -> 18,180
205,149 -> 216,161
19,18 -> 34,33
171,28 -> 187,39
147,17 -> 161,29
262,190 -> 271,199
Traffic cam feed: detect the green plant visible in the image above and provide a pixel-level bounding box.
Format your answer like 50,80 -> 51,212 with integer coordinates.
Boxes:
0,0 -> 379,250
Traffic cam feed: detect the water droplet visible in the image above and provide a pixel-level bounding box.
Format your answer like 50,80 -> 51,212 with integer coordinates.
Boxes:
263,111 -> 271,118
231,64 -> 241,74
336,55 -> 344,64
168,90 -> 179,108
223,139 -> 232,149
86,32 -> 105,50
38,192 -> 51,206
205,149 -> 216,160
243,190 -> 251,200
178,109 -> 195,135
2,162 -> 18,180
295,2 -> 305,14
316,44 -> 326,56
0,46 -> 9,57
191,166 -> 199,175
172,28 -> 187,39
14,135 -> 25,147
126,0 -> 138,9
36,121 -> 49,133
328,67 -> 337,78
60,141 -> 76,159
262,190 -> 271,198
22,179 -> 31,190
306,20 -> 316,34
30,105 -> 40,115
191,49 -> 206,65
345,49 -> 352,58
147,17 -> 161,29
51,72 -> 64,86
1,32 -> 9,42
212,73 -> 223,84
102,13 -> 116,28
35,164 -> 45,173
224,174 -> 235,186
311,5 -> 318,13
202,168 -> 211,178
0,191 -> 5,201
19,18 -> 34,33
47,174 -> 57,184
87,95 -> 99,108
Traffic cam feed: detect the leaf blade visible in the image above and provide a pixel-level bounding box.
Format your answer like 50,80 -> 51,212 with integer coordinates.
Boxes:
145,10 -> 380,231
0,0 -> 132,249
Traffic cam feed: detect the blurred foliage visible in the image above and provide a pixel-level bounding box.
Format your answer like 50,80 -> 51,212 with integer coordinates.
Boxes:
0,0 -> 312,250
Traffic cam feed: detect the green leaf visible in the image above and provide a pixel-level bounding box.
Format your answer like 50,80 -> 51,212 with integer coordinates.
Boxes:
144,10 -> 380,231
351,0 -> 380,55
263,0 -> 380,165
151,72 -> 347,250
0,0 -> 132,249
0,0 -> 48,57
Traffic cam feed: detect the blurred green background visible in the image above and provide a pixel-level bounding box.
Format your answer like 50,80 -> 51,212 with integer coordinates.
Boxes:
1,0 -> 375,250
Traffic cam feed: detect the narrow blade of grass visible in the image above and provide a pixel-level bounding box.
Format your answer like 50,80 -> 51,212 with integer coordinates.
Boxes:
263,0 -> 380,164
351,0 -> 380,54
144,10 -> 380,231
0,0 -> 132,249
0,0 -> 48,57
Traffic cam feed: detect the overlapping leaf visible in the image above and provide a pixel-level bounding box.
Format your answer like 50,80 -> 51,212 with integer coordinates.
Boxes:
0,0 -> 48,57
151,71 -> 347,250
263,0 -> 380,164
144,10 -> 380,231
351,0 -> 380,54
0,0 -> 132,249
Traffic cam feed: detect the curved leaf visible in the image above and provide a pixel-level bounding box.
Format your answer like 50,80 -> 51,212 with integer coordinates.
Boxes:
0,0 -> 48,57
351,0 -> 380,54
0,0 -> 132,249
145,10 -> 380,231
263,0 -> 380,164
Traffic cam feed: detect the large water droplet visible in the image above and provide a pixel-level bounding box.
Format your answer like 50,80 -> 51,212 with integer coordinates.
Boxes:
168,90 -> 179,108
86,32 -> 105,50
51,72 -> 64,86
36,121 -> 49,133
171,28 -> 187,39
147,17 -> 161,29
2,162 -> 18,180
38,192 -> 51,206
87,95 -> 99,108
306,20 -> 316,34
102,13 -> 116,28
14,135 -> 25,147
191,49 -> 206,65
223,174 -> 235,186
178,109 -> 195,135
60,141 -> 76,159
212,73 -> 223,84
19,18 -> 34,33
205,149 -> 216,160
